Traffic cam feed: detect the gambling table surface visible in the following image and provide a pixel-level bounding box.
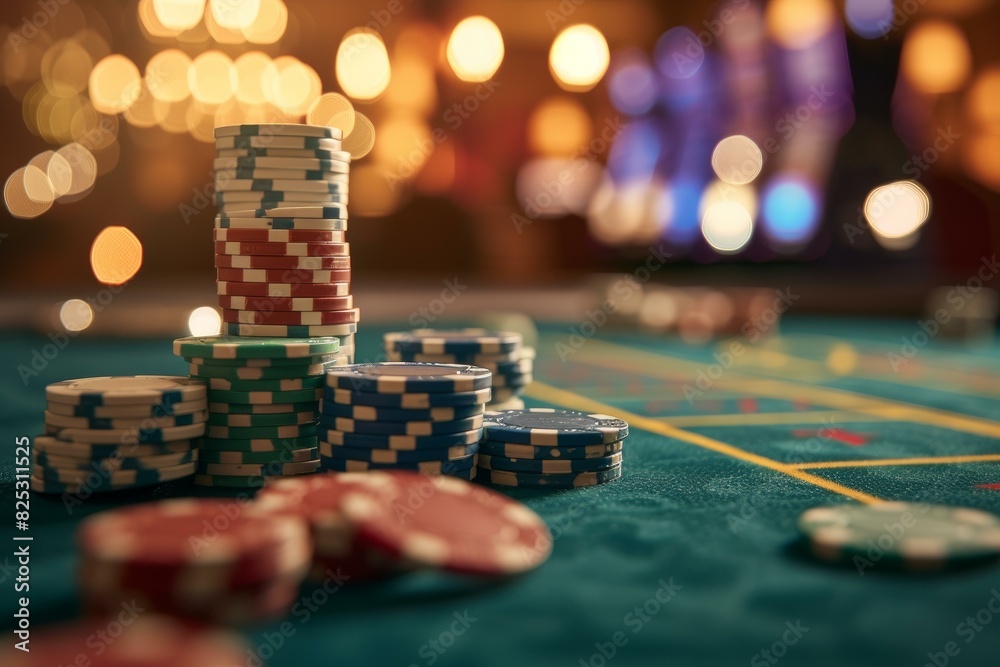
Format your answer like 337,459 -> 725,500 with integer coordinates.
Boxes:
3,317 -> 1000,667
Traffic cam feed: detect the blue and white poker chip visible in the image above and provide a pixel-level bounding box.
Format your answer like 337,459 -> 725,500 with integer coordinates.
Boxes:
478,451 -> 622,474
384,329 -> 522,355
482,409 -> 628,446
319,401 -> 485,423
319,441 -> 479,463
318,414 -> 483,436
214,123 -> 344,140
320,453 -> 477,474
324,386 -> 491,409
479,439 -> 623,460
318,426 -> 482,451
325,362 -> 492,394
482,464 -> 622,488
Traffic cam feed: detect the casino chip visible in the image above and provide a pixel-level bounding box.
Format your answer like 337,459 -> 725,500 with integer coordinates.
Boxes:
480,439 -> 623,460
46,376 -> 205,406
483,465 -> 623,488
479,452 -> 622,474
326,362 -> 492,394
215,123 -> 344,139
77,498 -> 310,622
339,471 -> 552,576
0,616 -> 254,667
482,408 -> 629,446
798,503 -> 1000,570
383,329 -> 534,409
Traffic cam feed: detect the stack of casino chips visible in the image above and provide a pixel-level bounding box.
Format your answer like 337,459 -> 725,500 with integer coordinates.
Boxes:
213,123 -> 357,358
255,470 -> 553,582
32,376 -> 206,494
383,329 -> 534,410
477,409 -> 628,488
76,499 -> 311,623
317,362 -> 493,479
173,335 -> 348,488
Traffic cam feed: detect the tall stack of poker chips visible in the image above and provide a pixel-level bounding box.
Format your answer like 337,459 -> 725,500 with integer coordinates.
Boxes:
317,362 -> 492,479
477,409 -> 628,488
173,335 -> 346,488
76,499 -> 311,622
33,376 -> 206,494
213,123 -> 357,360
383,329 -> 534,409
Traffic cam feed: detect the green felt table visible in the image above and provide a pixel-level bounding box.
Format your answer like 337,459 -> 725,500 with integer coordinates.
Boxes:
3,317 -> 1000,667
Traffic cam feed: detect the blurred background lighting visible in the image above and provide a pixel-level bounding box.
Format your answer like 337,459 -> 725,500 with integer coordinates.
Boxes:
527,96 -> 593,157
607,50 -> 658,115
446,16 -> 504,83
766,0 -> 837,50
188,51 -> 237,105
844,0 -> 895,40
336,29 -> 392,101
59,299 -> 94,332
188,306 -> 222,336
145,49 -> 192,103
700,201 -> 754,253
152,0 -> 205,31
209,0 -> 261,30
550,25 -> 610,92
90,226 -> 143,285
864,181 -> 932,239
761,175 -> 821,245
901,21 -> 972,94
711,135 -> 764,185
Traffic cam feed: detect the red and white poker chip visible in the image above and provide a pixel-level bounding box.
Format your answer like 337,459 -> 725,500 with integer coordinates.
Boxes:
340,471 -> 552,577
213,228 -> 346,243
214,254 -> 351,270
222,307 -> 359,326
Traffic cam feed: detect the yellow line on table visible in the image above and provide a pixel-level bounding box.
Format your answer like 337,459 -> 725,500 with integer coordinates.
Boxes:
525,381 -> 883,505
658,411 -> 888,428
560,338 -> 1000,440
793,453 -> 1000,470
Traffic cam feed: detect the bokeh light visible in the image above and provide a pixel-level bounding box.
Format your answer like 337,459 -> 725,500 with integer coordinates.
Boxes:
60,299 -> 94,332
528,96 -> 593,157
384,58 -> 437,114
761,175 -> 820,245
550,25 -> 610,92
188,50 -> 237,105
864,181 -> 931,239
446,16 -> 505,83
711,135 -> 763,185
845,0 -> 895,40
264,56 -> 321,115
966,67 -> 1000,128
766,0 -> 837,50
699,181 -> 759,221
901,21 -> 972,94
233,51 -> 274,105
653,27 -> 704,80
374,114 -> 433,175
336,29 -> 391,101
608,51 -> 657,115
145,49 -> 192,103
209,0 -> 261,30
342,112 -> 376,159
90,226 -> 143,285
54,143 -> 97,198
28,151 -> 73,198
42,39 -> 92,98
189,307 -> 222,336
4,166 -> 54,219
701,201 -> 754,253
307,93 -> 356,135
140,0 -> 184,38
89,54 -> 141,114
152,0 -> 205,31
242,0 -> 287,44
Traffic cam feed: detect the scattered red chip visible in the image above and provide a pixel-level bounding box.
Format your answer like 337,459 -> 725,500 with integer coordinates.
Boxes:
215,267 -> 351,284
217,280 -> 351,297
0,615 -> 252,666
340,471 -> 553,577
213,228 -> 346,243
222,307 -> 359,326
214,254 -> 351,270
218,294 -> 354,311
214,240 -> 349,257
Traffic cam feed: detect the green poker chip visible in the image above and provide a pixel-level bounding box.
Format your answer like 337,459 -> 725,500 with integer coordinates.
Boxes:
188,362 -> 333,379
201,375 -> 327,392
207,388 -> 322,404
207,411 -> 317,427
205,423 -> 318,440
208,401 -> 318,414
198,447 -> 319,464
199,435 -> 319,452
173,335 -> 339,360
184,354 -> 341,367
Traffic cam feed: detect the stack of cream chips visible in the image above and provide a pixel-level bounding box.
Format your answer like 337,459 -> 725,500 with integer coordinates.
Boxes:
171,123 -> 357,489
34,376 -> 207,494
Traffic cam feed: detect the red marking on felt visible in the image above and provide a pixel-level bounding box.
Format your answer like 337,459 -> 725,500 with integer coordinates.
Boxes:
975,483 -> 1000,491
738,398 -> 758,413
792,428 -> 870,446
